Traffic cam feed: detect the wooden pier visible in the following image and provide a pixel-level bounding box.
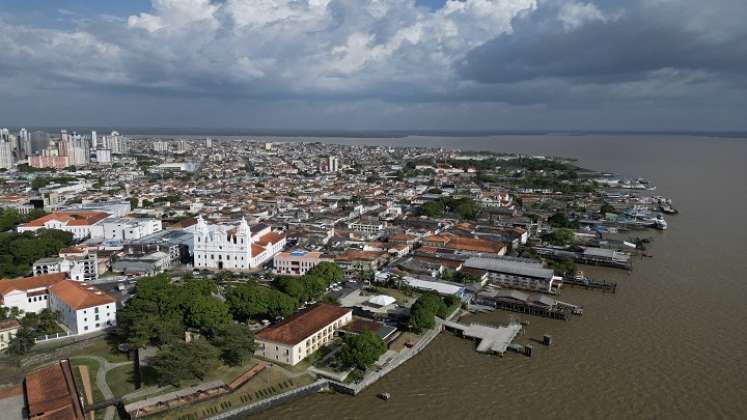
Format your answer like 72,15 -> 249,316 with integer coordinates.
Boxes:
561,276 -> 617,293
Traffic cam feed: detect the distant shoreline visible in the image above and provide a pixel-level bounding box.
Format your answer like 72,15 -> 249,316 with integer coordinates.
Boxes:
4,128 -> 747,139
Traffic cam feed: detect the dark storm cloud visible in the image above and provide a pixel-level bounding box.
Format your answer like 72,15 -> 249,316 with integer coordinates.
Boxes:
460,0 -> 747,85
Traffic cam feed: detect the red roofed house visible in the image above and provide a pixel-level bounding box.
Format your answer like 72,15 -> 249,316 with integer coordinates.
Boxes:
48,280 -> 116,334
25,360 -> 85,420
17,211 -> 111,240
0,273 -> 66,314
255,304 -> 352,366
0,274 -> 116,335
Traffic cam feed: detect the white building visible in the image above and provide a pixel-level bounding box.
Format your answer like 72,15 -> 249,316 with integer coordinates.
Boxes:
17,211 -> 111,241
0,319 -> 20,352
0,273 -> 66,315
347,219 -> 385,234
48,280 -> 116,334
328,155 -> 339,173
255,304 -> 352,366
32,247 -> 98,282
193,216 -> 286,271
273,250 -> 333,277
0,139 -> 14,170
96,149 -> 112,164
99,218 -> 162,242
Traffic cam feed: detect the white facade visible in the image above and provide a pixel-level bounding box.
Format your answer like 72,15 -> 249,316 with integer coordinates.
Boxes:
0,320 -> 20,352
17,211 -> 111,241
99,218 -> 162,242
48,282 -> 116,334
33,249 -> 98,282
96,149 -> 112,164
273,251 -> 332,277
0,139 -> 14,170
193,216 -> 286,271
255,306 -> 352,366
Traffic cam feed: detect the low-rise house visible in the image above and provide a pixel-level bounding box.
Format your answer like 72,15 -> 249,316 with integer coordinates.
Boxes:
32,246 -> 98,282
255,304 -> 352,366
112,251 -> 171,276
0,273 -> 66,314
273,250 -> 333,277
0,319 -> 20,352
24,360 -> 85,420
334,250 -> 388,274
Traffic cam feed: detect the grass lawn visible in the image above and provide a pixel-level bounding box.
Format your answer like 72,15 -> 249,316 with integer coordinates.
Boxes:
70,357 -> 105,403
154,367 -> 314,420
70,337 -> 129,363
106,364 -> 138,398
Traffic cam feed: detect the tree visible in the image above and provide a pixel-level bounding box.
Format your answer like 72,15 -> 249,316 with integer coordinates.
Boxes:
547,212 -> 579,229
544,228 -> 575,246
600,202 -> 616,215
306,262 -> 343,284
225,282 -> 295,321
338,331 -> 387,370
182,294 -> 231,333
151,340 -> 220,386
7,327 -> 35,355
210,323 -> 255,366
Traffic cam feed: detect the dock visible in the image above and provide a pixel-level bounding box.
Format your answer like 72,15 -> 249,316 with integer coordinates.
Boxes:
561,276 -> 617,293
442,320 -> 522,355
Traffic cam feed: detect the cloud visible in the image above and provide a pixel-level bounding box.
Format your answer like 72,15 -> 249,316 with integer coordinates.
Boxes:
0,0 -> 746,130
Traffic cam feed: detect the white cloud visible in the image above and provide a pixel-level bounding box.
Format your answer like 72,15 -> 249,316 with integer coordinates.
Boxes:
558,1 -> 613,30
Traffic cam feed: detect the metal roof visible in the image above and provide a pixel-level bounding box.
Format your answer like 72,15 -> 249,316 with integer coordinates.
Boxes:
464,257 -> 553,279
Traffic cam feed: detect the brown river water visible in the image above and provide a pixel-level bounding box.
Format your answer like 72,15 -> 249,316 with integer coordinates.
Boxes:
166,134 -> 747,420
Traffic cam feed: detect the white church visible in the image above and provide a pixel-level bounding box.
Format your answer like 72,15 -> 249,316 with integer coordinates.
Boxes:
193,216 -> 286,271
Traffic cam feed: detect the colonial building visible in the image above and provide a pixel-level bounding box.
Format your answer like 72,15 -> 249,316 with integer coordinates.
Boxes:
48,280 -> 117,334
0,273 -> 116,334
17,211 -> 111,240
193,216 -> 286,272
273,250 -> 333,277
0,273 -> 66,314
255,304 -> 352,366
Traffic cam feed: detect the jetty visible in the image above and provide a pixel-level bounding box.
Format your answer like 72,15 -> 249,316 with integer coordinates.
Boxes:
442,320 -> 522,355
561,275 -> 617,293
534,246 -> 632,270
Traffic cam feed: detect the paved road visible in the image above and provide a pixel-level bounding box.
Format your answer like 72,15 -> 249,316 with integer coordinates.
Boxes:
74,355 -> 132,420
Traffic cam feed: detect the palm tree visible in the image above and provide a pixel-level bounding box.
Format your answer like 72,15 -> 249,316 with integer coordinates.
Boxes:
7,327 -> 35,355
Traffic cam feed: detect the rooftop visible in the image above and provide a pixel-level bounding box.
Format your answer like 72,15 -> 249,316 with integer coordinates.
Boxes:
21,211 -> 109,228
48,280 -> 115,310
256,303 -> 351,346
25,360 -> 85,420
0,273 -> 66,297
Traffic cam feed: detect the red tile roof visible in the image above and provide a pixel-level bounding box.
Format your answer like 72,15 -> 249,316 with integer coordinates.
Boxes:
257,304 -> 351,346
0,319 -> 20,332
21,211 -> 109,228
48,280 -> 115,311
255,231 -> 284,246
0,273 -> 66,297
25,360 -> 85,420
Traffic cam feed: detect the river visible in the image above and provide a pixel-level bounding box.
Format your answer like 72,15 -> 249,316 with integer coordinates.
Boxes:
239,134 -> 747,420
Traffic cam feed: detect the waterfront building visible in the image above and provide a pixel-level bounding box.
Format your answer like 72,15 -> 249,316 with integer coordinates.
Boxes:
193,216 -> 286,271
0,319 -> 20,352
17,211 -> 111,240
273,250 -> 333,277
255,304 -> 352,366
464,256 -> 561,294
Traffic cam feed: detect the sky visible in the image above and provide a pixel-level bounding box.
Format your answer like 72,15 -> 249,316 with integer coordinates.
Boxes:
1,0 -> 746,131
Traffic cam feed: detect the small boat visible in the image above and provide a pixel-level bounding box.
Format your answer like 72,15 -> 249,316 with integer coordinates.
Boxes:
378,392 -> 391,400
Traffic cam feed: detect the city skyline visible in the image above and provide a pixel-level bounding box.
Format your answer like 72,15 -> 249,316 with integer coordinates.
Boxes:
1,0 -> 746,131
